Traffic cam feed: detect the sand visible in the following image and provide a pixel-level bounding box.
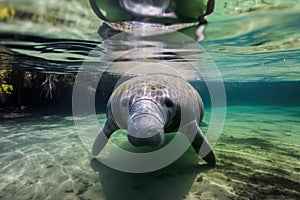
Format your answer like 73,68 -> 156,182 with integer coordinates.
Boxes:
0,106 -> 299,199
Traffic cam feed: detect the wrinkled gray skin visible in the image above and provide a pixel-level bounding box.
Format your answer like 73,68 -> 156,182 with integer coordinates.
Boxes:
92,75 -> 216,165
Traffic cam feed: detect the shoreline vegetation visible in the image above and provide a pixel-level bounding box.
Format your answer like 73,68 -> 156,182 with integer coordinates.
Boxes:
1,69 -> 300,117
0,69 -> 74,111
0,69 -> 125,116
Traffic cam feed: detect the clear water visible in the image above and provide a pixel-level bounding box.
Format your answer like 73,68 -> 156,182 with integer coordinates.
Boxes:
1,0 -> 300,199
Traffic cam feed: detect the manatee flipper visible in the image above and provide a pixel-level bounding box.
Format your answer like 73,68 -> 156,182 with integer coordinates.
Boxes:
192,126 -> 216,165
181,121 -> 216,165
92,119 -> 118,156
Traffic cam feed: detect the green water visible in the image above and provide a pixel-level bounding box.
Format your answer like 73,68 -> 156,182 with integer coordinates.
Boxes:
1,0 -> 300,199
1,106 -> 299,199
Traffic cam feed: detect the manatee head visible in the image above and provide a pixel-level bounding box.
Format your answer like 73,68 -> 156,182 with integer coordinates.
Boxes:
123,82 -> 180,147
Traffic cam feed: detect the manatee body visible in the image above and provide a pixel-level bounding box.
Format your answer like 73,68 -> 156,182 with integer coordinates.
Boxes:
92,74 -> 215,165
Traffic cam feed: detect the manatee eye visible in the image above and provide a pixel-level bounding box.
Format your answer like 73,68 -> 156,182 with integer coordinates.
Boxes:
164,97 -> 174,108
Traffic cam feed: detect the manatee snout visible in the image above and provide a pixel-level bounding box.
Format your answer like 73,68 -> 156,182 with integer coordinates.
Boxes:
128,114 -> 164,147
127,100 -> 165,147
128,132 -> 164,147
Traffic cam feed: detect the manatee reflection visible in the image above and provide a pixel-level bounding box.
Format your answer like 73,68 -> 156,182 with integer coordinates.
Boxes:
89,0 -> 215,41
90,24 -> 216,81
89,0 -> 215,24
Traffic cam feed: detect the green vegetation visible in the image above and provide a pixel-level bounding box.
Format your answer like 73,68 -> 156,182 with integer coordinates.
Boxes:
0,5 -> 15,20
0,70 -> 13,103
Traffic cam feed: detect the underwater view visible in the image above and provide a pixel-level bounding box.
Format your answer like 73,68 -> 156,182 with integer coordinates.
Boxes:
1,0 -> 300,199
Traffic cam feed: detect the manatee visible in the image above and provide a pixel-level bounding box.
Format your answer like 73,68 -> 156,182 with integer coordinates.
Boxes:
92,74 -> 216,165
